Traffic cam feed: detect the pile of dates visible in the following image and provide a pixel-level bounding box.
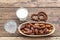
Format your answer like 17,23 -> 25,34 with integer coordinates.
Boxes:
20,23 -> 53,35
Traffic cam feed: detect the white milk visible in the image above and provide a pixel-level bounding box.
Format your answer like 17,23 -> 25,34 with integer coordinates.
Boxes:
16,8 -> 28,21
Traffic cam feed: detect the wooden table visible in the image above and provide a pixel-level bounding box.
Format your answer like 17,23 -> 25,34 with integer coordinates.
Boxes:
0,0 -> 60,40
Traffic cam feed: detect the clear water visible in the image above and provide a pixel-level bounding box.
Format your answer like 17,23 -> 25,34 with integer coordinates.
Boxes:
4,20 -> 17,33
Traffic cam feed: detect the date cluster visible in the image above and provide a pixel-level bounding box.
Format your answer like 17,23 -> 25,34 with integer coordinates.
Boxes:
20,23 -> 53,35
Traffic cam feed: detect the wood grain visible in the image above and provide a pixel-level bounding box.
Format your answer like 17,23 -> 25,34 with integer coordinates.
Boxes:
0,37 -> 60,40
0,0 -> 60,7
0,1 -> 60,40
0,8 -> 60,37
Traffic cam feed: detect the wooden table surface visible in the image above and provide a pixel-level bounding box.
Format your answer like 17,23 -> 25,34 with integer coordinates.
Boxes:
0,0 -> 60,40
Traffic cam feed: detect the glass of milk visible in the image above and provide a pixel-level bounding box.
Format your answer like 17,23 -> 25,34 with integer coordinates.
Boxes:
16,8 -> 28,21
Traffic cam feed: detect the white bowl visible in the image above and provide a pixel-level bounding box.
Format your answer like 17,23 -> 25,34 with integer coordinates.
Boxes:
18,22 -> 55,37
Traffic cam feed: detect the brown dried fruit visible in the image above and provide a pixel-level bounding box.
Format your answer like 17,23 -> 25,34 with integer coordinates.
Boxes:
33,24 -> 40,29
45,24 -> 51,28
44,28 -> 50,34
39,30 -> 44,34
20,23 -> 53,35
35,29 -> 39,35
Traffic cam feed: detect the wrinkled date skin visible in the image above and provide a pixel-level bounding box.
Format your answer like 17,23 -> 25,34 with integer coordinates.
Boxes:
20,23 -> 53,35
